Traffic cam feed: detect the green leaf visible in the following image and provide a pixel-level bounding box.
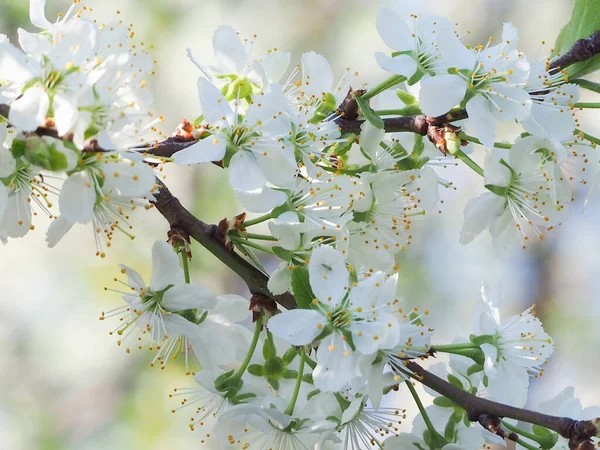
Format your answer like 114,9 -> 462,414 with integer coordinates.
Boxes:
571,78 -> 600,94
266,377 -> 280,391
467,363 -> 484,376
291,265 -> 315,309
354,93 -> 384,129
307,389 -> 321,401
282,369 -> 298,379
396,89 -> 418,105
470,334 -> 497,346
433,396 -> 454,408
532,425 -> 553,437
281,347 -> 298,364
10,139 -> 26,159
247,364 -> 264,377
262,332 -> 278,361
554,0 -> 600,77
229,392 -> 256,405
22,137 -> 69,172
447,374 -> 464,390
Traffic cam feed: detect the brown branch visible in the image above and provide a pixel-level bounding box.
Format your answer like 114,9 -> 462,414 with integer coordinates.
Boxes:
550,29 -> 600,72
151,180 -> 297,311
405,361 -> 599,446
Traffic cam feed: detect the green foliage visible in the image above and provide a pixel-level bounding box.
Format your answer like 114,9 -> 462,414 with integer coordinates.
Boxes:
554,0 -> 600,77
354,93 -> 384,129
291,265 -> 315,309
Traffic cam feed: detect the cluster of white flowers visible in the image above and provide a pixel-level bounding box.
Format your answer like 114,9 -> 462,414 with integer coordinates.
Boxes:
0,0 -> 162,253
3,0 -> 600,449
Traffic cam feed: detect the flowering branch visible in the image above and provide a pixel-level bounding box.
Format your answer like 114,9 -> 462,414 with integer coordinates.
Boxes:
151,180 -> 297,310
405,361 -> 599,448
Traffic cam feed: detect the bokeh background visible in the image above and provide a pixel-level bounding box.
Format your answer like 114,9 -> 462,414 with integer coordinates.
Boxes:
1,0 -> 599,448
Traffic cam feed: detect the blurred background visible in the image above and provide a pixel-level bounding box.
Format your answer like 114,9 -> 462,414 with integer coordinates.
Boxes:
1,0 -> 599,448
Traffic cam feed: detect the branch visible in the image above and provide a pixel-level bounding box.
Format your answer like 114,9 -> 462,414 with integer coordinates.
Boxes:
405,361 -> 599,447
151,180 -> 297,310
550,29 -> 600,72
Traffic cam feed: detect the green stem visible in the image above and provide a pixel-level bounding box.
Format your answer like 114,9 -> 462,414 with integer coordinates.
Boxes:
229,317 -> 263,383
180,250 -> 191,284
405,381 -> 447,448
243,233 -> 278,242
575,128 -> 600,146
284,349 -> 306,416
454,149 -> 484,176
362,75 -> 407,101
503,420 -> 556,449
459,133 -> 512,149
574,102 -> 600,109
571,78 -> 600,94
242,213 -> 273,228
231,236 -> 275,255
433,343 -> 479,353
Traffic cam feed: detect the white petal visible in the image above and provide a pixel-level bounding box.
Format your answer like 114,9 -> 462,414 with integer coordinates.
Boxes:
213,26 -> 248,73
53,93 -> 79,136
313,333 -> 359,392
522,102 -> 575,143
162,283 -> 216,311
352,321 -> 388,354
0,146 -> 16,178
261,51 -> 291,84
375,52 -> 417,79
0,42 -> 38,84
236,187 -> 287,213
268,262 -> 293,295
118,264 -> 146,290
59,172 -> 96,223
212,294 -> 252,323
9,87 -> 49,131
267,309 -> 325,345
466,95 -> 497,148
17,28 -> 51,57
101,160 -> 156,197
308,246 -> 349,306
376,7 -> 414,51
419,75 -> 467,117
29,0 -> 52,29
484,154 -> 512,187
301,52 -> 333,98
150,241 -> 184,291
197,77 -> 234,124
45,215 -> 73,247
460,192 -> 505,244
228,151 -> 266,193
3,190 -> 32,238
173,137 -> 227,165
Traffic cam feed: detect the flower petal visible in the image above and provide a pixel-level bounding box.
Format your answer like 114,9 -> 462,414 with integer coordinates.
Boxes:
375,52 -> 417,79
9,86 -> 49,131
45,215 -> 73,248
419,75 -> 467,117
173,137 -> 227,165
301,52 -> 333,99
213,26 -> 248,73
466,95 -> 497,148
150,240 -> 184,291
162,283 -> 216,311
59,172 -> 96,224
267,309 -> 325,345
228,151 -> 266,193
308,246 -> 349,306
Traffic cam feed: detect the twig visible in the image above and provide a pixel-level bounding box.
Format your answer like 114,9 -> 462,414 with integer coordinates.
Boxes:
405,361 -> 599,446
550,29 -> 600,72
151,180 -> 297,310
